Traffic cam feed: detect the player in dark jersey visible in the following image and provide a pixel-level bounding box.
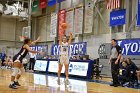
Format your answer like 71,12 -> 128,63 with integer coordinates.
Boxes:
9,37 -> 44,89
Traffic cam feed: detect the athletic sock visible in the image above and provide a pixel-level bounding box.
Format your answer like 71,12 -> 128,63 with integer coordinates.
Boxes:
15,79 -> 19,82
11,81 -> 14,85
66,77 -> 69,80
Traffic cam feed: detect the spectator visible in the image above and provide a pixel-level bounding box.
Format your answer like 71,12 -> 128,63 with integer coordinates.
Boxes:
83,57 -> 87,60
126,58 -> 138,84
8,56 -> 13,68
29,52 -> 36,72
43,55 -> 49,59
1,52 -> 6,66
118,61 -> 129,86
3,56 -> 8,67
126,58 -> 138,72
76,56 -> 81,60
119,57 -> 125,68
6,56 -> 13,68
136,68 -> 140,85
72,56 -> 77,60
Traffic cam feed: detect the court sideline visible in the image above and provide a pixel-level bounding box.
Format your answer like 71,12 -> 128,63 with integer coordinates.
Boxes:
0,68 -> 139,93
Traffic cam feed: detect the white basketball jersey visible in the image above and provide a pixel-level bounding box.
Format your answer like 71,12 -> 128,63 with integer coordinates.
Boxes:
60,42 -> 69,55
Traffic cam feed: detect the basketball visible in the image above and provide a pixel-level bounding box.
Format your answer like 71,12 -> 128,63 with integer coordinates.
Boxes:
61,23 -> 68,30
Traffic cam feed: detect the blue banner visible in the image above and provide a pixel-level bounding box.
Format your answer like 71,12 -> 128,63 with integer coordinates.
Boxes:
48,0 -> 56,6
51,42 -> 87,55
137,0 -> 140,25
110,9 -> 126,26
30,45 -> 48,54
58,0 -> 65,3
117,39 -> 140,55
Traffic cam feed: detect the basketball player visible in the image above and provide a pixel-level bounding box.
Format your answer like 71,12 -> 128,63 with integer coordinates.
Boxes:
57,33 -> 73,85
9,37 -> 44,89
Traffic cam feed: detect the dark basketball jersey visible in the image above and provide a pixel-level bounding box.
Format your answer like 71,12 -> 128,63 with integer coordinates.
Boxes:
13,45 -> 28,63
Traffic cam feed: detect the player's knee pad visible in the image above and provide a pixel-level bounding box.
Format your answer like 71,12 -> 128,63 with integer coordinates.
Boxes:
18,69 -> 22,75
11,68 -> 19,76
18,67 -> 25,75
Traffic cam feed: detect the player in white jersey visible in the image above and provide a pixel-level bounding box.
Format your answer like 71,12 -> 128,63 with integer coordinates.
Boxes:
57,33 -> 73,85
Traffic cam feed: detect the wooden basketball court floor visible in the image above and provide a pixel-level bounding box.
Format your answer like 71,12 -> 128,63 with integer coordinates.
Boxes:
0,68 -> 139,93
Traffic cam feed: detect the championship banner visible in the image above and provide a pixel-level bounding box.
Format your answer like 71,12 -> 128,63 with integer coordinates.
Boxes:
39,0 -> 47,9
50,13 -> 57,37
74,7 -> 83,34
66,9 -> 74,36
48,0 -> 56,6
58,9 -> 66,36
117,38 -> 140,55
51,42 -> 87,55
32,0 -> 39,12
84,1 -> 93,33
73,0 -> 81,6
110,9 -> 126,26
137,0 -> 140,26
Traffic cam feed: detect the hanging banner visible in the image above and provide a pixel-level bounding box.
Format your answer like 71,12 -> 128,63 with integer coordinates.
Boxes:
137,0 -> 140,26
32,0 -> 39,12
51,42 -> 87,56
110,9 -> 126,26
84,1 -> 93,33
39,0 -> 47,9
58,9 -> 66,36
117,38 -> 140,55
74,7 -> 83,34
72,0 -> 81,6
66,9 -> 74,36
50,13 -> 58,37
48,0 -> 56,6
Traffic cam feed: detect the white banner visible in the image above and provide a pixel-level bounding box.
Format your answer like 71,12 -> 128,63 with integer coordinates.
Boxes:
50,13 -> 58,37
34,60 -> 48,71
48,60 -> 89,76
74,7 -> 83,34
84,1 -> 93,33
69,62 -> 89,76
48,61 -> 65,73
66,9 -> 74,36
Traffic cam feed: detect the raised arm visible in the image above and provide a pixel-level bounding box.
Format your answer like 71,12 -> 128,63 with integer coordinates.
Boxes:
31,36 -> 41,45
68,32 -> 73,45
